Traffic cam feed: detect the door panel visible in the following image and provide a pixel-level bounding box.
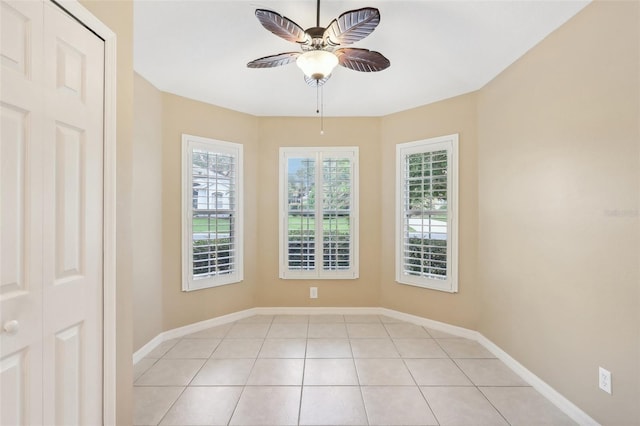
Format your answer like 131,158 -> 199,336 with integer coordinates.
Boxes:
0,1 -> 31,76
1,1 -> 104,424
0,350 -> 27,424
42,2 -> 104,424
54,323 -> 83,425
54,123 -> 85,280
1,1 -> 44,424
1,104 -> 28,295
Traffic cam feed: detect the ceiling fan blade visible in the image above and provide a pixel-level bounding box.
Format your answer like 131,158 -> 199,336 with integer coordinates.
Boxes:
324,8 -> 380,46
247,52 -> 301,68
304,74 -> 331,87
255,9 -> 310,44
335,48 -> 390,72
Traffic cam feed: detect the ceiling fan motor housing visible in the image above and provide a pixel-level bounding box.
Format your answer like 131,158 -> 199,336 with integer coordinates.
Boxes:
303,27 -> 329,51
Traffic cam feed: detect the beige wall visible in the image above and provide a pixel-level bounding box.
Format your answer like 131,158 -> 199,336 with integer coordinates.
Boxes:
477,2 -> 639,424
79,0 -> 134,423
132,73 -> 164,350
255,117 -> 382,307
379,94 -> 480,329
161,93 -> 259,330
130,1 -> 639,423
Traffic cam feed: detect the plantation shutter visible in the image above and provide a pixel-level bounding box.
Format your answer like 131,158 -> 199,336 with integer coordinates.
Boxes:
402,148 -> 449,278
396,135 -> 458,293
322,156 -> 352,271
280,148 -> 359,279
191,150 -> 237,278
182,135 -> 243,291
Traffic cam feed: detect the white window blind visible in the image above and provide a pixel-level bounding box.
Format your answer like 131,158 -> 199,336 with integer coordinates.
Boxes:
396,135 -> 458,293
280,147 -> 358,279
182,134 -> 243,291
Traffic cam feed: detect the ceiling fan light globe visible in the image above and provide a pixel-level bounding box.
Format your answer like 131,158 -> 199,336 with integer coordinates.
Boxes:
296,50 -> 338,80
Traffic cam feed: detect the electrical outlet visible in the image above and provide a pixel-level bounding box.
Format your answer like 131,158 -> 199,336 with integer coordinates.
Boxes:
599,367 -> 612,394
310,287 -> 318,299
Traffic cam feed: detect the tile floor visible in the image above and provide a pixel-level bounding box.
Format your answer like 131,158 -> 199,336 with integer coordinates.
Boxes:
133,314 -> 577,425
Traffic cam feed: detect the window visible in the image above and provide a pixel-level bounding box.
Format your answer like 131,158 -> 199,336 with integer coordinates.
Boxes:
280,147 -> 359,279
396,134 -> 458,292
182,134 -> 243,291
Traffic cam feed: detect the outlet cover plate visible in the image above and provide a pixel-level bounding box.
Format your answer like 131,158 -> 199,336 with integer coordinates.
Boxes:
310,287 -> 318,299
599,367 -> 612,394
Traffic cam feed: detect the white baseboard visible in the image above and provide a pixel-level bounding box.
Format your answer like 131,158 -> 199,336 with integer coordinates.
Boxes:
378,308 -> 479,340
477,334 -> 599,426
133,306 -> 599,426
253,306 -> 382,316
132,308 -> 257,363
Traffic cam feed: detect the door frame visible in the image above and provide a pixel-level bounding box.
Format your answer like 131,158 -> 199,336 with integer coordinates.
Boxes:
50,1 -> 117,423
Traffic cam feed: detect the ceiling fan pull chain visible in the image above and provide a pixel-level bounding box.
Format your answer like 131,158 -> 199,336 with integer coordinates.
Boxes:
320,84 -> 325,135
316,83 -> 324,135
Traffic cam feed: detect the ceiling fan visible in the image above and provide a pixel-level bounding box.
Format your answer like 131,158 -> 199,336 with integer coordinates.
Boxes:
247,0 -> 390,87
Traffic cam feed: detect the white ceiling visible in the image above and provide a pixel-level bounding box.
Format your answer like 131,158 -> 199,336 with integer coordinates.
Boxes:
134,0 -> 589,117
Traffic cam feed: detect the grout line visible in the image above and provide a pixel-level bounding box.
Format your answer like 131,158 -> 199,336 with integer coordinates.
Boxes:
476,386 -> 513,426
398,333 -> 441,425
134,314 -> 577,426
152,382 -> 189,426
297,320 -> 311,426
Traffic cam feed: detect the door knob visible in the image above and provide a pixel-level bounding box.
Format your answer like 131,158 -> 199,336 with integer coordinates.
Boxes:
3,320 -> 19,335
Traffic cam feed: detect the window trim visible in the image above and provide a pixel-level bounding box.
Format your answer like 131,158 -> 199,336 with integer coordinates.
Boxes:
181,134 -> 243,291
395,134 -> 459,293
279,147 -> 359,280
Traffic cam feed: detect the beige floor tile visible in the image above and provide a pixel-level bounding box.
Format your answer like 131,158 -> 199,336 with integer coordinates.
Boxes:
190,358 -> 254,385
162,338 -> 221,359
304,358 -> 359,385
355,358 -> 415,385
259,338 -> 306,358
393,338 -> 448,358
436,338 -> 495,358
344,314 -> 382,323
405,358 -> 473,386
133,386 -> 183,426
362,386 -> 438,425
300,386 -> 368,425
455,359 -> 529,386
306,338 -> 352,358
346,323 -> 389,338
350,338 -> 400,358
421,386 -> 509,425
133,316 -> 578,426
226,323 -> 270,338
308,314 -> 345,323
384,322 -> 430,338
134,358 -> 157,381
267,322 -> 308,338
273,314 -> 310,323
230,386 -> 301,425
145,339 -> 180,359
159,386 -> 242,425
211,338 -> 263,358
308,323 -> 348,338
246,358 -> 304,385
186,323 -> 232,339
135,359 -> 205,386
480,386 -> 577,425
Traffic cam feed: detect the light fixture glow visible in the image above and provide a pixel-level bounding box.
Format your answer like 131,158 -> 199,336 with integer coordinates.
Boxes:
296,50 -> 338,80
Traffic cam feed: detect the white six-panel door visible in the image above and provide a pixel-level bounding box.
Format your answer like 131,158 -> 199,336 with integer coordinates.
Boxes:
1,1 -> 105,424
